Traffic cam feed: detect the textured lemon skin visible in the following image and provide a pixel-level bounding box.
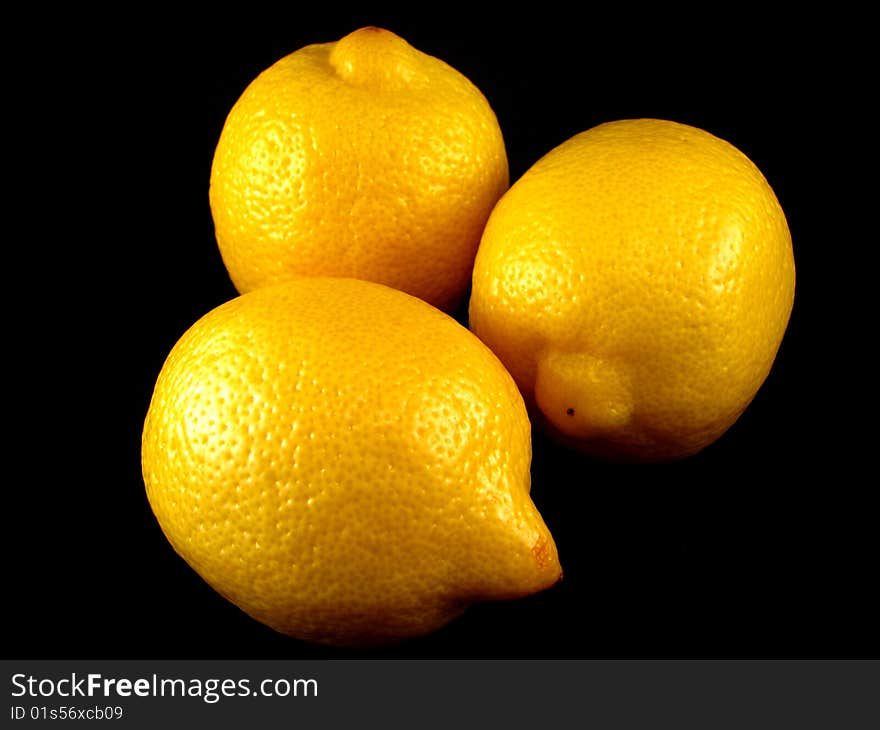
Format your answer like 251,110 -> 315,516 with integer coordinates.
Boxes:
469,119 -> 795,462
142,278 -> 559,647
209,27 -> 509,312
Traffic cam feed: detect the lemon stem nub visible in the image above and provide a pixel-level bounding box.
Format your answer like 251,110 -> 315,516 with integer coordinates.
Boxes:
329,27 -> 421,89
535,351 -> 633,439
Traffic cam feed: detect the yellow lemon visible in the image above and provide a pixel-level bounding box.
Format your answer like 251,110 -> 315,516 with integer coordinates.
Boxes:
209,27 -> 509,312
142,277 -> 559,646
469,119 -> 795,461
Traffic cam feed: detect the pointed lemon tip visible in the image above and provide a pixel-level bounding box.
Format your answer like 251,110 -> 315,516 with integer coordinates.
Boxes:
535,350 -> 633,439
531,532 -> 564,588
461,505 -> 562,603
329,27 -> 421,88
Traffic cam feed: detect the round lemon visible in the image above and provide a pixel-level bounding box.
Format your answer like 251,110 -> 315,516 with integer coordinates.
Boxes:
469,118 -> 795,461
209,27 -> 509,312
142,277 -> 559,646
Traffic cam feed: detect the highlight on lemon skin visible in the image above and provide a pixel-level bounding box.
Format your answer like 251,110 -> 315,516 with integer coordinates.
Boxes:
469,118 -> 795,462
141,277 -> 560,647
209,26 -> 509,313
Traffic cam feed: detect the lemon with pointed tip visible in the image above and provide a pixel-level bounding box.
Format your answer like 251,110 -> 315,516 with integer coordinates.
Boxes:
469,118 -> 795,462
209,26 -> 509,312
142,277 -> 560,646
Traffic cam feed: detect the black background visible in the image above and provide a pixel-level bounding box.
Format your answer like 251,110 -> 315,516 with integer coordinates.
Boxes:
11,9 -> 874,660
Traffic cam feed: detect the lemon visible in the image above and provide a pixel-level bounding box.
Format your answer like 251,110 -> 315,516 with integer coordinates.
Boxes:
469,118 -> 795,461
142,277 -> 560,646
209,27 -> 509,312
